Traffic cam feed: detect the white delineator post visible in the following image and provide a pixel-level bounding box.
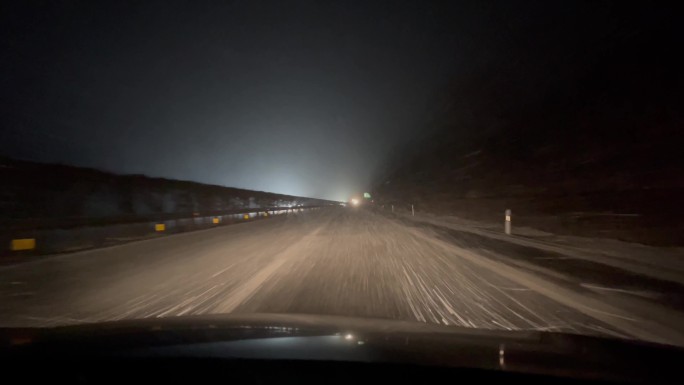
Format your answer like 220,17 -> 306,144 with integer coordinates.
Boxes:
411,204 -> 414,216
505,209 -> 512,235
391,205 -> 394,213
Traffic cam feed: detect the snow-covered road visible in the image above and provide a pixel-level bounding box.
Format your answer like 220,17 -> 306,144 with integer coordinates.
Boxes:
1,207 -> 682,346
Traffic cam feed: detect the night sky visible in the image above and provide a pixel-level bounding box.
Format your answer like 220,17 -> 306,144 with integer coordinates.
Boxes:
0,1 -> 676,201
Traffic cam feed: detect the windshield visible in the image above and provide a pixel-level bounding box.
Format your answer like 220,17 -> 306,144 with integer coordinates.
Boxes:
1,1 -> 682,349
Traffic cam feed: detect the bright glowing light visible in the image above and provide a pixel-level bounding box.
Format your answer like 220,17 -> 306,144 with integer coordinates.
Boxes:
350,198 -> 359,206
344,333 -> 354,340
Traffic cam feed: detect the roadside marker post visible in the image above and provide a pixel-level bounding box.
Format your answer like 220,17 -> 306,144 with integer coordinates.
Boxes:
505,209 -> 511,235
411,204 -> 415,216
391,205 -> 394,213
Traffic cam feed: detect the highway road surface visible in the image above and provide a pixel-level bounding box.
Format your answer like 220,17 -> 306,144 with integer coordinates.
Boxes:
0,207 -> 681,345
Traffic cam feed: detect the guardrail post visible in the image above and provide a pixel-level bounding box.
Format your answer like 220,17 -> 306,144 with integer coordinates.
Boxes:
505,209 -> 512,235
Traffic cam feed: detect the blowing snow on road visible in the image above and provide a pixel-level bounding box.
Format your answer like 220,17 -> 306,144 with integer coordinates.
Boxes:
2,207 -> 681,345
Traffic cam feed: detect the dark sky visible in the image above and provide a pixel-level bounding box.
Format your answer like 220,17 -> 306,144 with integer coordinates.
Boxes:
0,1 -> 675,200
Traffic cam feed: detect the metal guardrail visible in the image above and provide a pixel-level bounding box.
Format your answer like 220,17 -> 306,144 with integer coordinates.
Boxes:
1,205 -> 336,258
0,205 -> 334,231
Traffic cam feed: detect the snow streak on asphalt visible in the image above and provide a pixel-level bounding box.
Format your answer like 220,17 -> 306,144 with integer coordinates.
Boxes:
0,208 -> 631,338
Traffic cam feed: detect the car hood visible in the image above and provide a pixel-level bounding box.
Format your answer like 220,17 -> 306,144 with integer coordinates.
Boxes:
2,313 -> 683,382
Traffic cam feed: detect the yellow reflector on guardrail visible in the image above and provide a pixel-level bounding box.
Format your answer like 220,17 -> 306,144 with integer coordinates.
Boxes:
11,238 -> 35,251
155,224 -> 165,232
243,214 -> 250,220
212,217 -> 219,224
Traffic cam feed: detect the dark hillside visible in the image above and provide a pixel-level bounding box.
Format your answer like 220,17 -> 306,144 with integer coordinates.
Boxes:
373,14 -> 683,245
1,157 -> 334,224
